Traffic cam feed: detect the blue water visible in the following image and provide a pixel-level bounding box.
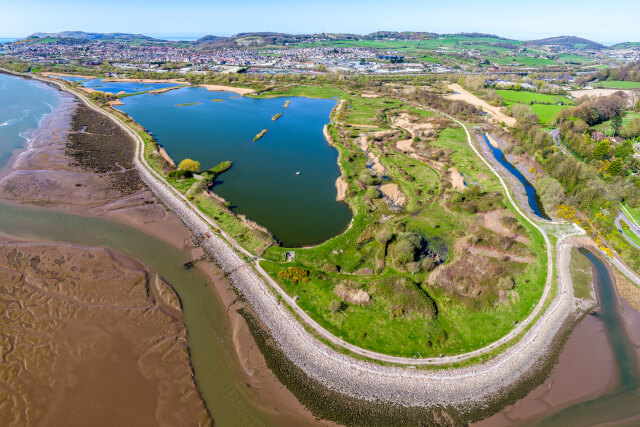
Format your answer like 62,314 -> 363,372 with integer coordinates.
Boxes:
116,87 -> 352,246
0,73 -> 62,167
482,134 -> 549,219
52,75 -> 178,94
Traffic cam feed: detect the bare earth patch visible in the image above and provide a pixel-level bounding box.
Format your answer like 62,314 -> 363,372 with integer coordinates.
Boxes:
479,210 -> 529,244
335,176 -> 348,201
379,183 -> 406,207
449,167 -> 467,191
446,84 -> 516,126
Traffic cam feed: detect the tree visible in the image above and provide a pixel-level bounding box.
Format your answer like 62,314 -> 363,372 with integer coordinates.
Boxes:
611,114 -> 623,136
625,118 -> 640,141
592,140 -> 610,160
607,158 -> 625,176
614,141 -> 635,159
178,158 -> 200,172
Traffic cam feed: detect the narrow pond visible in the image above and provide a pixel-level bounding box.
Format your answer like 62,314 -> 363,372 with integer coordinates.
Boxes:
482,133 -> 549,219
115,87 -> 352,246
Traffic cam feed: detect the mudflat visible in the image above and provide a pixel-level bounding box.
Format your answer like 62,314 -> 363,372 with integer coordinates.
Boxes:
0,239 -> 210,426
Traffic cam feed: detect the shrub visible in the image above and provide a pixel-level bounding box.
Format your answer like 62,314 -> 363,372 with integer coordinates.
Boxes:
178,158 -> 200,172
375,229 -> 393,244
421,256 -> 437,272
278,266 -> 310,284
322,263 -> 339,273
366,187 -> 380,199
395,232 -> 424,264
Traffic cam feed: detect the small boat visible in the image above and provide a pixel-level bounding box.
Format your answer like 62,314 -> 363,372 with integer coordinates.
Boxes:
296,171 -> 301,175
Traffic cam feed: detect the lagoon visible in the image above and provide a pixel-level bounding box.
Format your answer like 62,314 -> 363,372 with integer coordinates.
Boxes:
116,87 -> 353,247
53,75 -> 178,94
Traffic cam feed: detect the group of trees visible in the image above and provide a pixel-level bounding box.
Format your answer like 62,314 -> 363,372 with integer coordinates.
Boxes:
584,61 -> 640,83
556,92 -> 626,126
513,120 -> 640,213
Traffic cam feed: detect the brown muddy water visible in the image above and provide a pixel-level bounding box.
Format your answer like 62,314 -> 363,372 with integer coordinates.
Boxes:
479,249 -> 640,426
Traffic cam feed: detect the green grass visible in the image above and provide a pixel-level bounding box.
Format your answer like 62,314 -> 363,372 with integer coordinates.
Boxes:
166,176 -> 196,194
255,85 -> 347,99
594,81 -> 640,89
496,90 -> 573,125
570,247 -> 593,299
193,193 -> 273,254
175,102 -> 201,107
496,90 -> 573,105
594,112 -> 640,135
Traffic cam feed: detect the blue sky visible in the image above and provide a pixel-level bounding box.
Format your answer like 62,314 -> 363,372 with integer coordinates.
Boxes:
3,0 -> 638,44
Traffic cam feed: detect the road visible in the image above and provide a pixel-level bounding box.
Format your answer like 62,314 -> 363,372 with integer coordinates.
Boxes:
616,207 -> 640,250
549,128 -> 571,156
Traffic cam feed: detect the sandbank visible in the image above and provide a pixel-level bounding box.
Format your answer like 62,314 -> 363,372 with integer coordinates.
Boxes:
335,176 -> 347,201
198,84 -> 256,96
447,84 -> 517,126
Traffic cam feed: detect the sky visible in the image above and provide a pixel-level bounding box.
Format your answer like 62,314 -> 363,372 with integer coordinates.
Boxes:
2,0 -> 639,45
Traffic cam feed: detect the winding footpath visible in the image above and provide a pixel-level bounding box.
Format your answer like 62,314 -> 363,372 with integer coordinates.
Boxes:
22,72 -> 622,408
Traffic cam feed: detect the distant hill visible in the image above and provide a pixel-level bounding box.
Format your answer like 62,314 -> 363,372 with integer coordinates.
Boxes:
527,36 -> 605,50
611,42 -> 640,49
195,35 -> 229,44
27,31 -> 154,41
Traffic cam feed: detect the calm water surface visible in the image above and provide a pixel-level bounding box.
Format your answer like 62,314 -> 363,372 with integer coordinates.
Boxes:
537,250 -> 640,426
53,75 -> 178,94
116,87 -> 352,246
0,73 -> 61,166
483,133 -> 549,219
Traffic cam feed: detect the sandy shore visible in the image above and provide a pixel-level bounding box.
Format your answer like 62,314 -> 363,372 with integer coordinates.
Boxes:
149,86 -> 184,94
102,77 -> 187,85
476,314 -> 617,426
41,72 -> 97,79
486,133 -> 500,149
198,84 -> 256,96
450,167 -> 467,190
158,145 -> 176,167
0,238 -> 211,426
447,84 -> 517,126
335,176 -> 347,201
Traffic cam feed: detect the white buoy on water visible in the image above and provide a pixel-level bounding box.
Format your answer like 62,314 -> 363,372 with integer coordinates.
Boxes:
296,171 -> 301,175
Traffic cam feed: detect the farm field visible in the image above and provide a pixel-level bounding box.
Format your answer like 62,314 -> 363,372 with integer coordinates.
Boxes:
594,80 -> 640,89
496,90 -> 573,125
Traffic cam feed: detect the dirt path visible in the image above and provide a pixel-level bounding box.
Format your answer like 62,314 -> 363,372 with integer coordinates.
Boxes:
446,84 -> 516,126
